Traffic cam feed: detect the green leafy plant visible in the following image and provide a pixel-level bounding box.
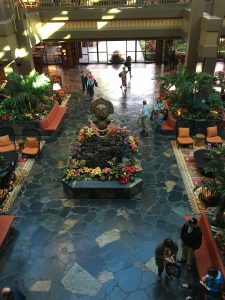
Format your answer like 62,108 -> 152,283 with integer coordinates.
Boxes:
109,51 -> 125,64
0,72 -> 53,121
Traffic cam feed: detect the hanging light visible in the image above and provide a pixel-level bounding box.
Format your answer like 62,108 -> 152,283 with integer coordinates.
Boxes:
18,0 -> 40,8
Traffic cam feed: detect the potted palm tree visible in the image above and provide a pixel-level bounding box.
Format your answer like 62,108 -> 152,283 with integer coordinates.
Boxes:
195,146 -> 225,226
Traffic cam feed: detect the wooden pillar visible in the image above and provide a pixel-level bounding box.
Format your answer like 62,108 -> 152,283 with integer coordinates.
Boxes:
155,40 -> 163,65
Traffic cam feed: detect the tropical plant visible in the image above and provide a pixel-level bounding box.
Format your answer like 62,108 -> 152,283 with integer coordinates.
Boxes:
0,72 -> 53,121
195,145 -> 225,225
156,67 -> 224,119
109,51 -> 125,64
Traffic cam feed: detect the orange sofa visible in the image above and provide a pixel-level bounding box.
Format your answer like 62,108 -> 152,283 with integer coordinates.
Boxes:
161,100 -> 177,132
39,101 -> 67,131
0,215 -> 15,248
195,213 -> 225,282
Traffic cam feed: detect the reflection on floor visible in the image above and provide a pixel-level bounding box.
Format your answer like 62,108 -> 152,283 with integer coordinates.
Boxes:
1,63 -> 201,300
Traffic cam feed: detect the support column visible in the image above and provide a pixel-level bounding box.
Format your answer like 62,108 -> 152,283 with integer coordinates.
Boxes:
14,7 -> 35,75
0,0 -> 8,19
202,0 -> 225,74
185,0 -> 205,74
155,40 -> 163,65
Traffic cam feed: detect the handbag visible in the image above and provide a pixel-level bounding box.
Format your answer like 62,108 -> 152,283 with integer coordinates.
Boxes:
165,262 -> 181,278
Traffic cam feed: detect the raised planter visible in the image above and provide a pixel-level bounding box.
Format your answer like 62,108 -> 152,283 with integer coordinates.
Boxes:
62,178 -> 142,199
0,120 -> 39,135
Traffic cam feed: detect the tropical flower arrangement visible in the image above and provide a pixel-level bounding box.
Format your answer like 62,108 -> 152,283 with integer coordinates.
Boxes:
63,126 -> 142,184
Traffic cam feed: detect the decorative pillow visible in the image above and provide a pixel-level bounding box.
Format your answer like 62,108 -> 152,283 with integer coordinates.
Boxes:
207,126 -> 217,137
26,137 -> 39,148
179,128 -> 189,137
0,135 -> 11,147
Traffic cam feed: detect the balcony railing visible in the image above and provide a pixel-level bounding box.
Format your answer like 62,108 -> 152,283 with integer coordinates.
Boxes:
35,0 -> 212,9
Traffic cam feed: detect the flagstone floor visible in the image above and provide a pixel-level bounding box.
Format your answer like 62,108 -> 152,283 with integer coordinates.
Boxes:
0,63 -> 200,300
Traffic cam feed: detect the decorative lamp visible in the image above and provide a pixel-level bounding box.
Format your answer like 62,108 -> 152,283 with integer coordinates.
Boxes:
18,0 -> 40,7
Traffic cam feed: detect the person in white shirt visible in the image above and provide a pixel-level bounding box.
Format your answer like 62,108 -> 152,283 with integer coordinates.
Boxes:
141,100 -> 151,136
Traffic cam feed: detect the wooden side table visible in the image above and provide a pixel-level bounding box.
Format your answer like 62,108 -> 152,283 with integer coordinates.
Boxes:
16,139 -> 24,152
195,134 -> 205,147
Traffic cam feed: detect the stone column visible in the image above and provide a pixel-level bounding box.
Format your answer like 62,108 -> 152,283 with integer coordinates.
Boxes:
202,0 -> 225,74
14,7 -> 35,75
185,0 -> 205,74
155,40 -> 163,65
0,0 -> 8,19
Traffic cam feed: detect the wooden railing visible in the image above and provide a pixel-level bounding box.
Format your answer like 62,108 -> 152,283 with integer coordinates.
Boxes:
34,0 -> 212,9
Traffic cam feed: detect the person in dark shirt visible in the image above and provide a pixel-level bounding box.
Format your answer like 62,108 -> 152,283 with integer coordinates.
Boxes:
179,217 -> 202,271
80,70 -> 87,92
155,238 -> 178,282
124,56 -> 132,78
2,287 -> 26,300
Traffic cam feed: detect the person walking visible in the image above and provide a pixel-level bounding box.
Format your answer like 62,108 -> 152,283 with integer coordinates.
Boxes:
169,49 -> 176,70
86,73 -> 97,100
124,56 -> 132,78
80,70 -> 87,92
155,238 -> 178,282
179,217 -> 202,271
182,267 -> 224,300
140,100 -> 151,136
2,287 -> 26,300
153,111 -> 163,134
119,67 -> 128,92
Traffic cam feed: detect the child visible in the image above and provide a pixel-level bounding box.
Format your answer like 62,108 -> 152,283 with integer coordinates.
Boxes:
119,67 -> 128,92
80,71 -> 87,92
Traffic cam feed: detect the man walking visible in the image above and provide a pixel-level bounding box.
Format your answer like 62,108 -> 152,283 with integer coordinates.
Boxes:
179,217 -> 202,271
140,100 -> 151,136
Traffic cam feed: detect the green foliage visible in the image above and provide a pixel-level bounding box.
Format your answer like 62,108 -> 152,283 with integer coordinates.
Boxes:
1,72 -> 53,121
109,51 -> 125,64
174,40 -> 187,53
156,67 -> 224,119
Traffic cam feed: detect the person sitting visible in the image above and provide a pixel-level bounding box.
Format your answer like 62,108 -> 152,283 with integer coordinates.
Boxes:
182,267 -> 224,300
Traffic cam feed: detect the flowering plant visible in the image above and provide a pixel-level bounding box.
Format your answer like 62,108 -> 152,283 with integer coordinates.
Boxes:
63,126 -> 142,184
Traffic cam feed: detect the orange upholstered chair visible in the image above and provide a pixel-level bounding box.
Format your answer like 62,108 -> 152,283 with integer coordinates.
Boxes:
21,128 -> 41,159
0,126 -> 16,153
176,127 -> 194,148
206,126 -> 222,146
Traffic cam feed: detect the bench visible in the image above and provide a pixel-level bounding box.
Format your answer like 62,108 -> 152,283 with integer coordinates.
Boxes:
194,213 -> 225,294
161,100 -> 176,132
39,101 -> 67,131
0,215 -> 15,248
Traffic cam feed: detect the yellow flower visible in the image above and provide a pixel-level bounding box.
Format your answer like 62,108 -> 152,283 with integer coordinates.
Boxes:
91,167 -> 102,176
83,167 -> 92,173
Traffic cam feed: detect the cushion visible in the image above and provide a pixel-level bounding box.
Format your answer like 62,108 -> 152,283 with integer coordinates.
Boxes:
25,137 -> 39,148
207,126 -> 217,137
0,135 -> 11,147
179,127 -> 190,137
177,137 -> 193,145
22,146 -> 39,155
0,144 -> 16,152
206,136 -> 222,144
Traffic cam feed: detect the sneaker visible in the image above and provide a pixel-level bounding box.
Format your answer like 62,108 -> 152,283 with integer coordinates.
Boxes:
156,275 -> 162,282
182,283 -> 188,289
186,296 -> 192,300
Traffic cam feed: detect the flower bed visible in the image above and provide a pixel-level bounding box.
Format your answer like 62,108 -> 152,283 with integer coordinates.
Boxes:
63,126 -> 142,185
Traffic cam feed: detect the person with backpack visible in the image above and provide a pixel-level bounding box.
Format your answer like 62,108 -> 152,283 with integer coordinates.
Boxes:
86,73 -> 97,100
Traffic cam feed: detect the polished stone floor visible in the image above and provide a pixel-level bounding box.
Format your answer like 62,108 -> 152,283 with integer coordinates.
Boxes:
0,64 -> 199,299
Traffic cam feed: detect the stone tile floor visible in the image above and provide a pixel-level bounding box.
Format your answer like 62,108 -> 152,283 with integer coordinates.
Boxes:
0,64 -> 199,299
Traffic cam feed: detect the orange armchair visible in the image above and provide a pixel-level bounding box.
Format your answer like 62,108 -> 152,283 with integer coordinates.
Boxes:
176,127 -> 194,148
21,128 -> 41,159
206,126 -> 222,146
0,126 -> 16,153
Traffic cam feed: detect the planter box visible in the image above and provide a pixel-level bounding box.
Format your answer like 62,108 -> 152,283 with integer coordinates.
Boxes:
62,178 -> 142,199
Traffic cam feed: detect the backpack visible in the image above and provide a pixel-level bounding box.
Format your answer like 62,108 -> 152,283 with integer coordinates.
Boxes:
87,79 -> 94,88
